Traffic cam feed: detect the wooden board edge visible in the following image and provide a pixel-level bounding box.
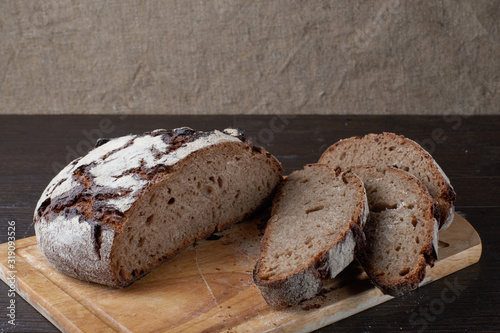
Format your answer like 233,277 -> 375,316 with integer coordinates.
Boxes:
0,242 -> 116,333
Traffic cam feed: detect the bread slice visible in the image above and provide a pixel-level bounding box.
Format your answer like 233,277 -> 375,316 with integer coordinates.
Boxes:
350,166 -> 439,297
34,127 -> 283,287
253,164 -> 368,307
318,133 -> 455,230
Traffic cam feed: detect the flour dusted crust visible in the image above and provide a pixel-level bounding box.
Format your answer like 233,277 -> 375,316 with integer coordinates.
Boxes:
34,127 -> 283,287
35,128 -> 242,217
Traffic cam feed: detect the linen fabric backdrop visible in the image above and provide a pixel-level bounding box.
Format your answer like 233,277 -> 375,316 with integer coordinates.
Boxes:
0,0 -> 498,115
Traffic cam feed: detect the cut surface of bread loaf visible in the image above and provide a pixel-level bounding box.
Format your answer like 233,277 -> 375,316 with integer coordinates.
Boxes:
351,166 -> 439,297
254,164 -> 368,307
34,127 -> 283,287
318,133 -> 455,230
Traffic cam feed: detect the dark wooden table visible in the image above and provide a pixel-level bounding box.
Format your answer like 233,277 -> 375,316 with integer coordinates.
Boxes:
0,115 -> 498,332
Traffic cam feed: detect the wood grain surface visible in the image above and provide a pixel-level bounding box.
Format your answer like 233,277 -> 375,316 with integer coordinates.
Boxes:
0,115 -> 498,332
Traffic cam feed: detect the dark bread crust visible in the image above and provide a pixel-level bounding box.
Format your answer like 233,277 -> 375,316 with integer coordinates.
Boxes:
253,164 -> 368,307
352,167 -> 439,297
35,128 -> 228,229
318,132 -> 455,230
35,127 -> 283,287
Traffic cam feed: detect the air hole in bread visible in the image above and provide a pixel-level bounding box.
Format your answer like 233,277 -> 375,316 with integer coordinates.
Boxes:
304,238 -> 313,245
119,269 -> 126,280
204,186 -> 213,195
411,216 -> 418,227
415,236 -> 420,244
399,268 -> 410,276
301,178 -> 309,183
394,245 -> 401,251
217,177 -> 223,188
305,205 -> 325,214
168,197 -> 175,205
138,237 -> 144,248
209,176 -> 215,183
371,202 -> 397,213
145,214 -> 155,225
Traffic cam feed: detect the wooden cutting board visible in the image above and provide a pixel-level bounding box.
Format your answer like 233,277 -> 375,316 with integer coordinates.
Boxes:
0,213 -> 481,333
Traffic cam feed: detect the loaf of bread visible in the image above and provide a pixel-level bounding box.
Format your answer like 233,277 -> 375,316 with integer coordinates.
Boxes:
318,133 -> 455,230
351,166 -> 439,297
34,127 -> 283,287
253,164 -> 368,307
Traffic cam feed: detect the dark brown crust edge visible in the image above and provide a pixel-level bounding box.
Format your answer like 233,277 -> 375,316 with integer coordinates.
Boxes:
253,165 -> 368,307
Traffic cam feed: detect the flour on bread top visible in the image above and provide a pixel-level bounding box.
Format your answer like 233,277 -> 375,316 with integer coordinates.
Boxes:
35,127 -> 243,216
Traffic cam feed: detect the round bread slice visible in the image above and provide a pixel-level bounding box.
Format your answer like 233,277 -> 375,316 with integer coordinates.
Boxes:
351,166 -> 439,297
34,127 -> 283,287
318,133 -> 455,230
253,164 -> 368,307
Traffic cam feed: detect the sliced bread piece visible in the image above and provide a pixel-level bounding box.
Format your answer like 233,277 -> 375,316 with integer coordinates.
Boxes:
34,127 -> 283,287
318,133 -> 455,230
350,166 -> 439,297
253,164 -> 368,307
